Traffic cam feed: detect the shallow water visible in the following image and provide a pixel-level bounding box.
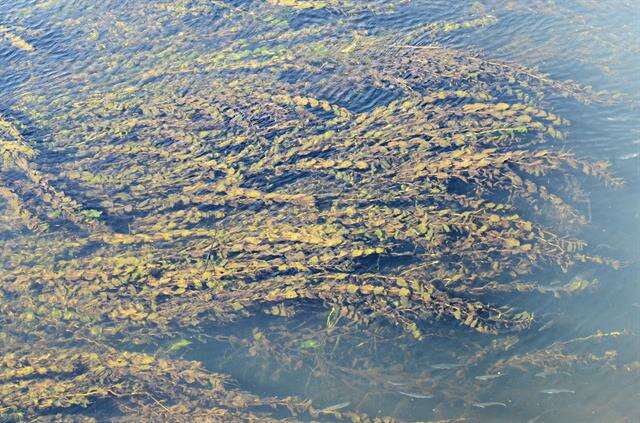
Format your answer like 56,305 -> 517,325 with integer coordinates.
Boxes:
1,1 -> 639,422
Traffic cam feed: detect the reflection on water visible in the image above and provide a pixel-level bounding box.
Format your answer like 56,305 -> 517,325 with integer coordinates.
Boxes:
0,1 -> 638,422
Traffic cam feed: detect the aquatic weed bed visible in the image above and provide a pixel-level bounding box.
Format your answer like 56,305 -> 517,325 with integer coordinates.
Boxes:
0,1 -> 638,422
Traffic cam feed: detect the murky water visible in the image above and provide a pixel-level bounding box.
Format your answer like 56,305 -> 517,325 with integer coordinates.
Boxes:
1,1 -> 639,422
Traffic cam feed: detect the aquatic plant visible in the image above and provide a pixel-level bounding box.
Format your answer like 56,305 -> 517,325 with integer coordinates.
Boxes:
0,26 -> 34,52
0,0 -> 635,421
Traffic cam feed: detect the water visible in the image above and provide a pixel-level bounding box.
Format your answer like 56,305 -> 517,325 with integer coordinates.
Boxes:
0,1 -> 639,422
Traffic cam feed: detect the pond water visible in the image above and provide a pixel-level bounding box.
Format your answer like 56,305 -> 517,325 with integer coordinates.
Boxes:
0,1 -> 638,422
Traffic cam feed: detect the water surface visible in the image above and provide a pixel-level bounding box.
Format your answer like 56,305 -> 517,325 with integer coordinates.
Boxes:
0,1 -> 638,422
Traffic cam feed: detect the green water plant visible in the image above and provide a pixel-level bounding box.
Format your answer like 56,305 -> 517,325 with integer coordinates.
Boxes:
0,0 -> 634,421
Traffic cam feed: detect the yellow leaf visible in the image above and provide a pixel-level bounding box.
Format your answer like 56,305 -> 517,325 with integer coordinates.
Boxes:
504,238 -> 521,248
452,308 -> 462,320
355,160 -> 369,170
398,287 -> 410,297
283,289 -> 298,299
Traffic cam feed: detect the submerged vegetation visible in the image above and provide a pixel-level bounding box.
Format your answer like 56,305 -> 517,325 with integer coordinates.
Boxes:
0,0 -> 637,421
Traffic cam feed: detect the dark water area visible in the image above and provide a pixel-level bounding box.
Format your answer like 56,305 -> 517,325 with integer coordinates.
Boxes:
0,1 -> 639,422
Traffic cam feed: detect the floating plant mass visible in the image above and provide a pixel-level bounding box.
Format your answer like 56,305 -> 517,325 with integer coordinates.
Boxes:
0,0 -> 636,421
